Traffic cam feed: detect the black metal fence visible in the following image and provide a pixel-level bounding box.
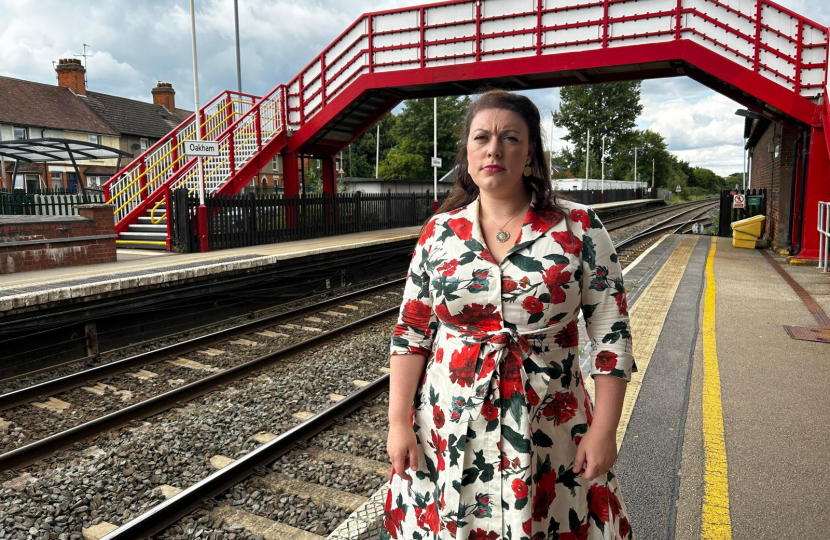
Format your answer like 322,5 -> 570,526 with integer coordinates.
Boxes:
558,187 -> 655,205
0,189 -> 105,216
169,187 -> 659,253
718,188 -> 767,237
170,190 -> 451,253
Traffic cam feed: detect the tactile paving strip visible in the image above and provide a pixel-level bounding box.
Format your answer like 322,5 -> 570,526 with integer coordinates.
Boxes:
583,235 -> 698,450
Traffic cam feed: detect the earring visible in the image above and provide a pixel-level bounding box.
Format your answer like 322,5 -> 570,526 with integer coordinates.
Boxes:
523,159 -> 532,177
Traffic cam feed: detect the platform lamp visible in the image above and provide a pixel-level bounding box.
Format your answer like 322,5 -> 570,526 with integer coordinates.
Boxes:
734,109 -> 764,192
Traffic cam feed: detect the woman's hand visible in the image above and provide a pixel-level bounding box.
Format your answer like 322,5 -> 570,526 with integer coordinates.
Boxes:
572,426 -> 617,481
387,421 -> 419,482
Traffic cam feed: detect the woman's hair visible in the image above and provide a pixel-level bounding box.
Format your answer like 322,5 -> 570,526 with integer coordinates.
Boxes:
424,90 -> 568,235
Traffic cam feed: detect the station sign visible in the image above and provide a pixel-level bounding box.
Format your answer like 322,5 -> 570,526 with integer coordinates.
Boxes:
184,140 -> 220,157
431,157 -> 442,168
733,194 -> 746,209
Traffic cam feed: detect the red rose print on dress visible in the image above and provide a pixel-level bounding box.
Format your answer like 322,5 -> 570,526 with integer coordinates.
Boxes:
503,278 -> 518,293
435,302 -> 503,333
587,484 -> 614,523
559,522 -> 591,540
527,206 -> 563,232
437,259 -> 459,276
448,217 -> 473,241
424,500 -> 441,533
449,344 -> 478,387
541,391 -> 578,426
479,248 -> 497,264
383,486 -> 405,538
522,296 -> 544,314
418,219 -> 436,245
615,292 -> 628,315
512,477 -> 529,499
554,320 -> 579,348
542,264 -> 572,302
400,299 -> 432,329
620,516 -> 631,537
552,230 -> 583,256
469,529 -> 500,540
532,466 -> 557,521
595,351 -> 618,372
433,405 -> 445,428
499,351 -> 524,399
481,397 -> 498,421
570,208 -> 591,231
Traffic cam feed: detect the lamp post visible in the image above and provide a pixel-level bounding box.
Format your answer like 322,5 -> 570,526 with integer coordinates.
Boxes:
189,0 -> 208,252
584,128 -> 591,191
600,134 -> 606,202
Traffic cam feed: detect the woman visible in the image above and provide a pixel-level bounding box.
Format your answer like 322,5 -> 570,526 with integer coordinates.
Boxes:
385,90 -> 637,539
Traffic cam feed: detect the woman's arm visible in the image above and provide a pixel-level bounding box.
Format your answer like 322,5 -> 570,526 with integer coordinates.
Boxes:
573,206 -> 637,480
387,219 -> 439,481
388,353 -> 427,482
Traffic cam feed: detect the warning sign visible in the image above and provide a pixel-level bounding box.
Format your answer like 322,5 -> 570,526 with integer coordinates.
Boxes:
675,185 -> 682,193
733,194 -> 746,209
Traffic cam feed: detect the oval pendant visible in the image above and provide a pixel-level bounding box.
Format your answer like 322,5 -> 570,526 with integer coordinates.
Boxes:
495,230 -> 510,243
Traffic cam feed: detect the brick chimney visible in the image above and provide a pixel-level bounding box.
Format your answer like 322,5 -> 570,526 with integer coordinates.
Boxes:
55,58 -> 86,95
152,82 -> 176,111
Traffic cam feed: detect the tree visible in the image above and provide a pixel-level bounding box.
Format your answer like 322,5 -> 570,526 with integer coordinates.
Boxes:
379,96 -> 471,180
343,112 -> 398,179
554,82 -> 643,177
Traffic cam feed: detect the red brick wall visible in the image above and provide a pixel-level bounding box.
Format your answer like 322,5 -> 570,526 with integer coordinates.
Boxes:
748,122 -> 798,249
0,204 -> 116,274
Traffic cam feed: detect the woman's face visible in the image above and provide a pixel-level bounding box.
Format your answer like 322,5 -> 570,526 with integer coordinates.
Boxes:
466,108 -> 533,196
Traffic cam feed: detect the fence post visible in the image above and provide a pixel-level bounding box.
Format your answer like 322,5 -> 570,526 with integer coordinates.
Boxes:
386,191 -> 392,227
355,191 -> 362,232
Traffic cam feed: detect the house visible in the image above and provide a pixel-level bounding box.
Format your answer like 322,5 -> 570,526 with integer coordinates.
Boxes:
0,59 -> 282,193
0,60 -> 119,192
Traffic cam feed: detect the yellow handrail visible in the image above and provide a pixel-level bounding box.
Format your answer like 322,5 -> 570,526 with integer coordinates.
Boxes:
150,199 -> 166,224
107,100 -> 237,204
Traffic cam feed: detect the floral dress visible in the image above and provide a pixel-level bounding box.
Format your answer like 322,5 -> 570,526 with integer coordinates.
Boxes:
384,192 -> 637,540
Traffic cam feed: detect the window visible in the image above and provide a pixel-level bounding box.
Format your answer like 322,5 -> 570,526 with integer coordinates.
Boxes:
89,134 -> 99,145
140,138 -> 149,152
51,171 -> 63,190
24,174 -> 41,193
13,126 -> 27,140
271,155 -> 281,173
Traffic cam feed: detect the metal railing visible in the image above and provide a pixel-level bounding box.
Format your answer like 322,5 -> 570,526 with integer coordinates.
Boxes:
102,90 -> 259,226
819,201 -> 829,273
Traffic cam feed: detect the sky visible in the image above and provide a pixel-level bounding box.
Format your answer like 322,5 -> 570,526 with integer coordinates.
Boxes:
1,0 -> 828,177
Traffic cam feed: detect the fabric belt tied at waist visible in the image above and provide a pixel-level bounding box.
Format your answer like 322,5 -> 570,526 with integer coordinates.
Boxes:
436,313 -> 577,425
435,313 -> 579,528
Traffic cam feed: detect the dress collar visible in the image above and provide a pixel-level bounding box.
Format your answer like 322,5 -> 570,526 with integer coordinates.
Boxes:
446,190 -> 564,266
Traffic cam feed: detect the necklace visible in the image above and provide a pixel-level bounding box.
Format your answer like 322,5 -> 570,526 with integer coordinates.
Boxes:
480,197 -> 531,243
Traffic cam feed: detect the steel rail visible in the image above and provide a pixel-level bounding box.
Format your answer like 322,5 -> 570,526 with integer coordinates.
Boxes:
615,208 -> 715,250
0,307 -> 398,471
99,375 -> 389,539
0,279 -> 403,411
603,198 -> 717,231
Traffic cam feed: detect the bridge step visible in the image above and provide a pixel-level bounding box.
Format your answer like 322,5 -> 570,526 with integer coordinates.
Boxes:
137,217 -> 167,225
129,224 -> 167,233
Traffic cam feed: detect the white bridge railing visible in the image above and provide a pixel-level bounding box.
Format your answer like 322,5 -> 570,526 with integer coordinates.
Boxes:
819,201 -> 829,272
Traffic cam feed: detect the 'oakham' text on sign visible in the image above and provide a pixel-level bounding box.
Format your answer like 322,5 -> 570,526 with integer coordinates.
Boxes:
184,140 -> 220,157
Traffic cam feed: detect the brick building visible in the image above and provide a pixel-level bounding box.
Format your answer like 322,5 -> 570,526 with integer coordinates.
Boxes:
744,117 -> 800,250
0,59 -> 282,193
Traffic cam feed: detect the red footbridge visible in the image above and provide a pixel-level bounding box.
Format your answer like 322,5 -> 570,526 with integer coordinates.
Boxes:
102,0 -> 829,257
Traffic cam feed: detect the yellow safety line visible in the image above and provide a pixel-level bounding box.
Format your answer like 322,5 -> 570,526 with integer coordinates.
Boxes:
701,237 -> 732,539
115,240 -> 167,245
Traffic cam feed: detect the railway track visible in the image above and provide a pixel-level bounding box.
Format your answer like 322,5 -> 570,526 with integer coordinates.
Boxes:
0,280 -> 405,470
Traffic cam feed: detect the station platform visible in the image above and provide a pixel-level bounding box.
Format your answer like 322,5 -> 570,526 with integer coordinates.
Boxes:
593,235 -> 829,540
0,199 -> 661,317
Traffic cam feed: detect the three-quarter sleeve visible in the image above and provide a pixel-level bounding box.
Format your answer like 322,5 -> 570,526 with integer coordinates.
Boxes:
390,218 -> 439,358
577,207 -> 637,381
